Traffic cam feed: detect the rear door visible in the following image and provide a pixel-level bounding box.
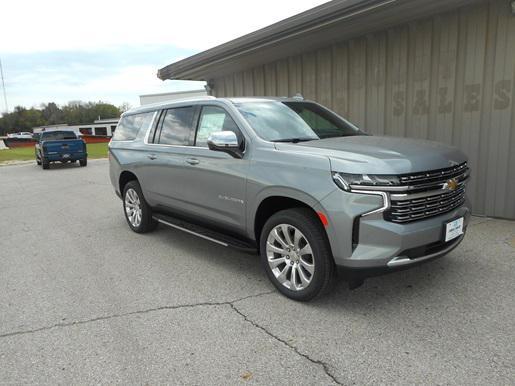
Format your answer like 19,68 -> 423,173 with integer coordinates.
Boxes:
144,105 -> 199,210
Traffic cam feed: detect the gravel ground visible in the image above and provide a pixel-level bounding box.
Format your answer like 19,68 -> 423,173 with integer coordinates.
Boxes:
0,160 -> 514,385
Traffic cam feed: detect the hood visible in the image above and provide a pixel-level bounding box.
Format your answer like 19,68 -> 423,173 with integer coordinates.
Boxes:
274,135 -> 467,174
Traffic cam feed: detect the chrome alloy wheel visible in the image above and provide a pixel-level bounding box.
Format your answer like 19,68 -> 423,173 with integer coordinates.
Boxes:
266,224 -> 315,291
125,188 -> 142,228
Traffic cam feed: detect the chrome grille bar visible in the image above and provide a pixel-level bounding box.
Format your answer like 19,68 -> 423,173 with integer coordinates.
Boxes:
349,162 -> 469,193
399,162 -> 468,185
384,162 -> 468,223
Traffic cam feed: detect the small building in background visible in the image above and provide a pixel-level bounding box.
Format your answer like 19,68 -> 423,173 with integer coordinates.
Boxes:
139,89 -> 207,106
33,118 -> 119,140
75,118 -> 119,138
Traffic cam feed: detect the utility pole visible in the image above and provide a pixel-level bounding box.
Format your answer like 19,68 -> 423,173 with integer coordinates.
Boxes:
0,57 -> 8,114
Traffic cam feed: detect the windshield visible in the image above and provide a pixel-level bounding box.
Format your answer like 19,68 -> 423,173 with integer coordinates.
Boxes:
235,101 -> 361,142
41,131 -> 77,141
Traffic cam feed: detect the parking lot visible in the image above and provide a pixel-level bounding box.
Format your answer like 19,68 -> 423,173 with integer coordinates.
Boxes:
0,160 -> 514,384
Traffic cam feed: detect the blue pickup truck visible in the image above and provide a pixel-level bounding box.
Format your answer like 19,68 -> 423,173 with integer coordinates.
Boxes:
35,131 -> 88,169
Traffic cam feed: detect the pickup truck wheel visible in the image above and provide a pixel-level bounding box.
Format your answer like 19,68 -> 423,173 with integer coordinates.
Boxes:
122,180 -> 157,233
260,208 -> 335,301
79,158 -> 87,167
42,160 -> 50,169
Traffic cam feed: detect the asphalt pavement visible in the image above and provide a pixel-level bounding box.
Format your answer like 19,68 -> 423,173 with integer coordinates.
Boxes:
0,160 -> 514,385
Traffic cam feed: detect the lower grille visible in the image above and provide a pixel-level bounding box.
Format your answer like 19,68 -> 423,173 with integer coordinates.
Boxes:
385,186 -> 466,223
398,238 -> 458,260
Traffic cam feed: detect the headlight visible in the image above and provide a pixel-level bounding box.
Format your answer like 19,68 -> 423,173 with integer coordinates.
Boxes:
332,172 -> 400,191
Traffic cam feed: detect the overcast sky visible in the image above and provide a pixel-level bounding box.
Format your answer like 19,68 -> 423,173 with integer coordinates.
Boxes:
0,0 -> 327,112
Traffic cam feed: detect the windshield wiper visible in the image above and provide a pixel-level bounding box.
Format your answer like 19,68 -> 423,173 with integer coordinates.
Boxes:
271,137 -> 318,143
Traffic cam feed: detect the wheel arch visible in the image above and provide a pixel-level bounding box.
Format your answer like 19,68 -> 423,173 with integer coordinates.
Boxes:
119,170 -> 139,195
251,189 -> 327,249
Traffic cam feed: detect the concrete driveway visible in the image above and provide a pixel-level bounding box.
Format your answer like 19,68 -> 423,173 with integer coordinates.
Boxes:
0,160 -> 514,385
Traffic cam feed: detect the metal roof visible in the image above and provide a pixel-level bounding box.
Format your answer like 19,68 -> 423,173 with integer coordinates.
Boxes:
158,0 -> 482,81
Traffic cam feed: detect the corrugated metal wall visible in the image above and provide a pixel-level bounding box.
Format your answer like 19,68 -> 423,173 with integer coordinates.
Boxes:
213,0 -> 515,219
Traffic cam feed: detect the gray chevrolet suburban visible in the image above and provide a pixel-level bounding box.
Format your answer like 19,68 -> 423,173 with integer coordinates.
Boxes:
109,96 -> 471,301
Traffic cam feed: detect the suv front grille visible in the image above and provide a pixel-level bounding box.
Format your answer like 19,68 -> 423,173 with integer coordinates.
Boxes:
399,162 -> 468,192
384,162 -> 468,223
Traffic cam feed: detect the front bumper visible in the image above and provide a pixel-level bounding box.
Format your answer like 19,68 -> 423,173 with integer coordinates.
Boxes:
318,189 -> 471,271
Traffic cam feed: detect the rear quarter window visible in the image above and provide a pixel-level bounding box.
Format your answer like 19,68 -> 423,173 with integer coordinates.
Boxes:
112,112 -> 154,141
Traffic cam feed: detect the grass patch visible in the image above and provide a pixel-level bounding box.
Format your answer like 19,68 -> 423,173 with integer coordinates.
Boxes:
0,146 -> 35,162
86,143 -> 109,159
0,142 -> 109,163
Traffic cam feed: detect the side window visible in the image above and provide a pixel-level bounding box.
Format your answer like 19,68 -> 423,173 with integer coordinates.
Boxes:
158,107 -> 195,146
112,112 -> 154,141
95,127 -> 107,136
195,106 -> 241,147
133,112 -> 154,132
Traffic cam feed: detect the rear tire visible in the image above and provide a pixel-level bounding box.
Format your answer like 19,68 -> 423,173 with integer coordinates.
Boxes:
122,180 -> 157,233
260,208 -> 335,301
79,158 -> 87,167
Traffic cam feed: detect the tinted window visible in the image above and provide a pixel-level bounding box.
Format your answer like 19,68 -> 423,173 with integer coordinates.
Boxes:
112,112 -> 154,141
235,101 -> 361,142
95,127 -> 107,136
158,107 -> 195,146
41,131 -> 77,141
195,106 -> 240,147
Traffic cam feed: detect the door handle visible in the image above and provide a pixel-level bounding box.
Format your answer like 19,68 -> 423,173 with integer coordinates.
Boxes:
148,154 -> 157,160
185,158 -> 199,165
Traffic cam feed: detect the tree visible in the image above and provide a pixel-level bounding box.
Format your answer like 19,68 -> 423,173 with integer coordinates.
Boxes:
0,101 -> 122,135
119,102 -> 132,113
41,102 -> 64,125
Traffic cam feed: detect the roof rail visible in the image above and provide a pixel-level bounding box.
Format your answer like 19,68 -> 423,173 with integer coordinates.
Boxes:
126,96 -> 217,114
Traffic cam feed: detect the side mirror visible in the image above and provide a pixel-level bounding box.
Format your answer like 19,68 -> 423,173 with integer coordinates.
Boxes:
207,131 -> 243,159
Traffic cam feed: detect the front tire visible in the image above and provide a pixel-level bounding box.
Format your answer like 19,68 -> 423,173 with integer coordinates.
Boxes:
260,208 -> 335,301
79,158 -> 87,167
42,159 -> 50,169
122,180 -> 157,233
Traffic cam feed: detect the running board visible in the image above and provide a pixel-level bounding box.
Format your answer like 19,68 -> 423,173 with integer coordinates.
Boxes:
152,213 -> 256,253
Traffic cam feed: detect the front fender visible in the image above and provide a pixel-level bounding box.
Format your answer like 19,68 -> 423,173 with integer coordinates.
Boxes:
246,186 -> 334,240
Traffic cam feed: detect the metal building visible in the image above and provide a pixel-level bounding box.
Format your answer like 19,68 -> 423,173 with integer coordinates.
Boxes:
158,0 -> 515,220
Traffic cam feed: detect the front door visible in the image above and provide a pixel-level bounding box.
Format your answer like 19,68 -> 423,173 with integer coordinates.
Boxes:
177,105 -> 249,234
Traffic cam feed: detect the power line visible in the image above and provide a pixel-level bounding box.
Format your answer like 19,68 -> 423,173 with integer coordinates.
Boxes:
0,57 -> 8,114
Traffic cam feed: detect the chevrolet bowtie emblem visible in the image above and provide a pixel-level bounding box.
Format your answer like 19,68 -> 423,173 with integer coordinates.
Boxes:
444,178 -> 458,191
